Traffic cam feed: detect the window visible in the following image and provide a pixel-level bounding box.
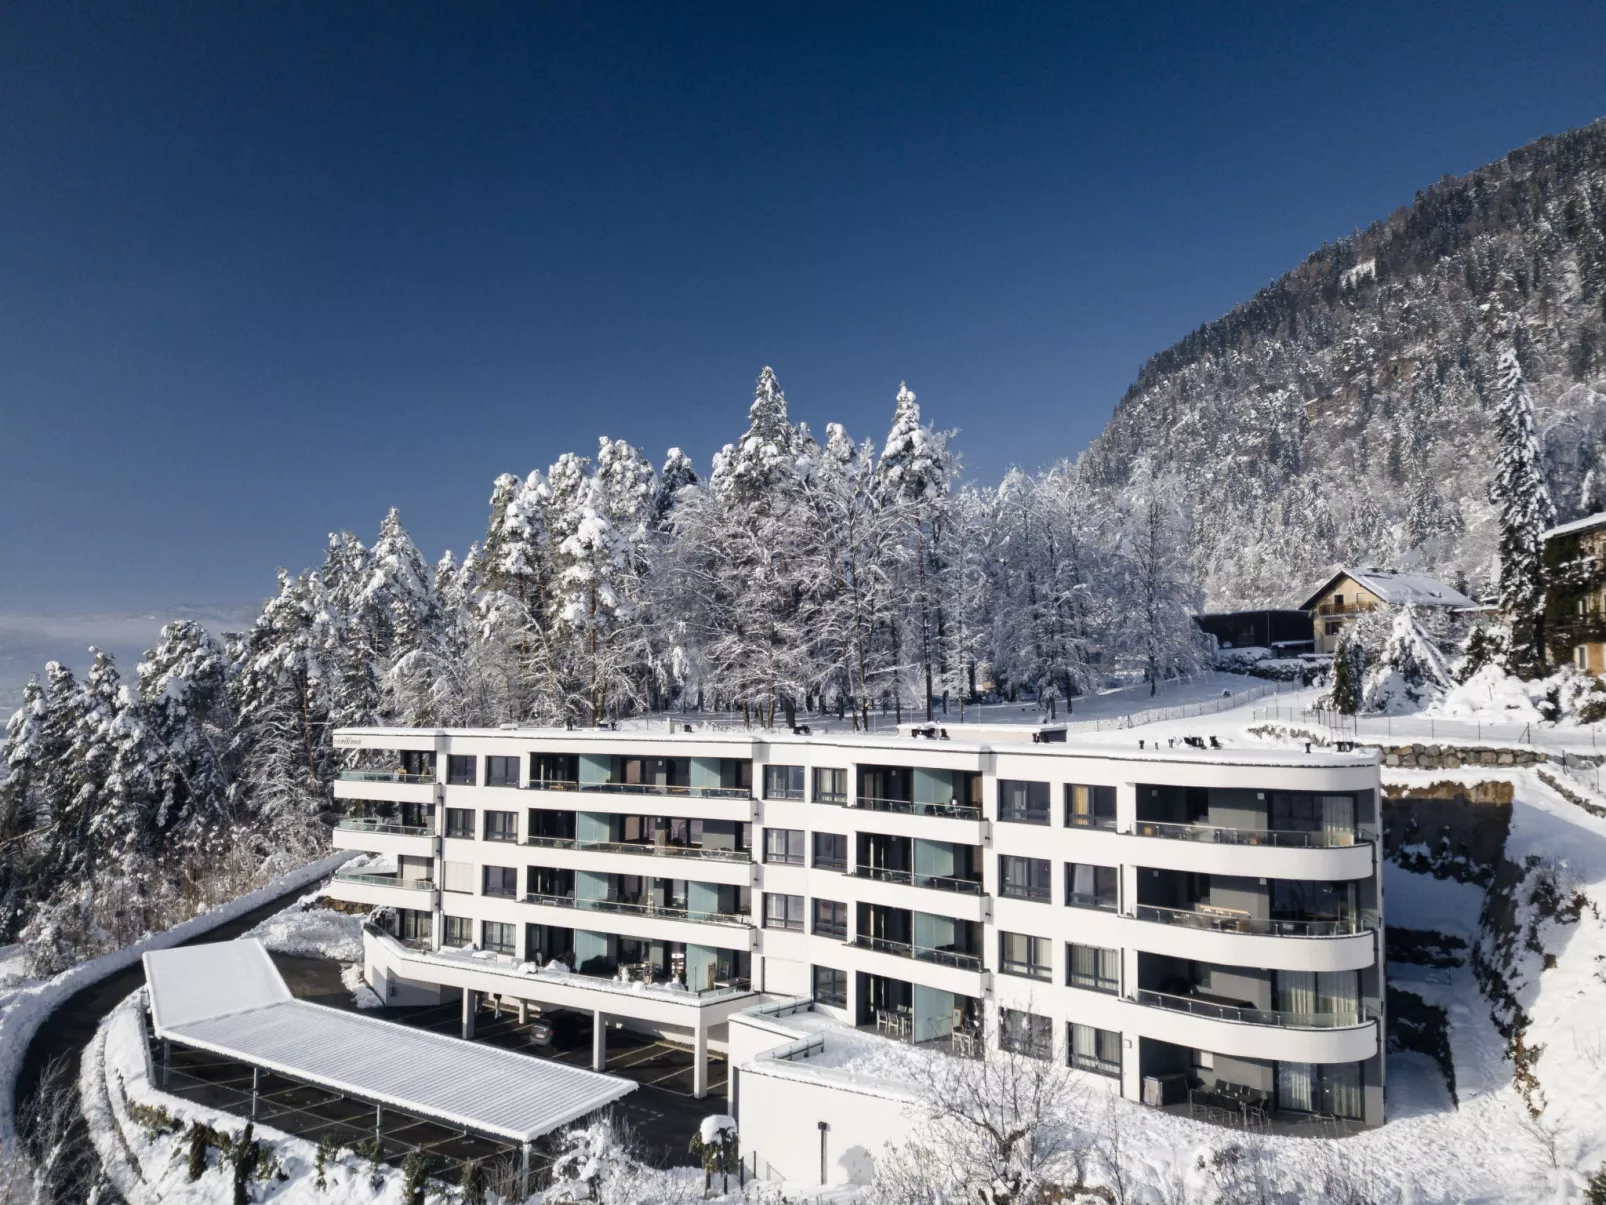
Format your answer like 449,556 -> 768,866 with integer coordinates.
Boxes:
484,811 -> 518,842
813,767 -> 848,805
764,893 -> 805,931
999,1008 -> 1053,1060
813,965 -> 848,1008
813,832 -> 847,871
441,861 -> 475,893
482,866 -> 518,898
483,921 -> 516,956
530,754 -> 579,788
812,898 -> 848,938
1333,593 -> 1344,606
1067,944 -> 1120,993
1065,784 -> 1117,828
763,828 -> 806,865
999,856 -> 1051,901
1069,1023 -> 1121,1077
1066,863 -> 1118,910
445,808 -> 474,839
998,780 -> 1050,824
486,756 -> 519,787
1277,1061 -> 1363,1119
1000,932 -> 1052,981
447,755 -> 477,785
396,908 -> 431,944
400,750 -> 435,778
1326,620 -> 1341,636
764,764 -> 805,800
442,916 -> 472,947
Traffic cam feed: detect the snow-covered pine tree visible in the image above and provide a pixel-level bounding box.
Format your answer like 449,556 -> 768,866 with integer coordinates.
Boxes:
1491,342 -> 1558,676
1114,462 -> 1205,695
652,448 -> 698,531
137,620 -> 233,840
1360,605 -> 1452,713
1327,626 -> 1364,715
876,383 -> 956,720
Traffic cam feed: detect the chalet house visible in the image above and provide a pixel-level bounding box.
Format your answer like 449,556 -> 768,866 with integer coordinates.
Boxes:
1543,512 -> 1606,672
1298,568 -> 1476,655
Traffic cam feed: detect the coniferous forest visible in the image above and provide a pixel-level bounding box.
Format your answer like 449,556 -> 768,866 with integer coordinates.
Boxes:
0,371 -> 1204,970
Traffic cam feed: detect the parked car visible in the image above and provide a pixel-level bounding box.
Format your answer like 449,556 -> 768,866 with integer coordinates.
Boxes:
528,1008 -> 590,1049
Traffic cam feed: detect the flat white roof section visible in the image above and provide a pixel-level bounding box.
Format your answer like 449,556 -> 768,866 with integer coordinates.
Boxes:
145,940 -> 635,1143
144,938 -> 292,1031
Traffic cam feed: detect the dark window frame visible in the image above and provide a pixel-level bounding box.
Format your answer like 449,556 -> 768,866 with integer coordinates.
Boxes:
482,865 -> 518,898
447,755 -> 477,786
483,810 -> 518,843
444,808 -> 475,839
999,855 -> 1052,902
811,898 -> 848,938
764,892 -> 805,931
1000,931 -> 1053,981
998,780 -> 1051,825
812,965 -> 848,1008
763,828 -> 806,866
485,756 -> 519,787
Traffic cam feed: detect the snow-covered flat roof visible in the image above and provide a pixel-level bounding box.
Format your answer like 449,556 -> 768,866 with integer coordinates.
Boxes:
1544,511 -> 1606,541
144,940 -> 634,1143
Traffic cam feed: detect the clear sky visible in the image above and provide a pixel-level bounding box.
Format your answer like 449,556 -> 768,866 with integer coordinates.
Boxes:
3,2 -> 1605,616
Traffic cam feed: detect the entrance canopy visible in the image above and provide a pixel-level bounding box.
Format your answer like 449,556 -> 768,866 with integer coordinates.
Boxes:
144,939 -> 635,1143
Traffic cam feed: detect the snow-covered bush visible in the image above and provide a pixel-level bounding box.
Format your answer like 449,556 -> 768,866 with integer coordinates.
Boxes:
544,1114 -> 695,1205
1362,606 -> 1452,714
1211,646 -> 1271,673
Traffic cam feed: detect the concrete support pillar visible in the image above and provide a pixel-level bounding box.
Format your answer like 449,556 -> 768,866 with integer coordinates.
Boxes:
374,1103 -> 383,1149
461,989 -> 477,1040
693,1024 -> 709,1099
592,1009 -> 606,1071
517,999 -> 528,1024
520,1142 -> 532,1198
160,1039 -> 171,1089
250,1066 -> 259,1119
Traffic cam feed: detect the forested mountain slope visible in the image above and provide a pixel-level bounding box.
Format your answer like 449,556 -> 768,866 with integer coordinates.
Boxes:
1082,118 -> 1606,609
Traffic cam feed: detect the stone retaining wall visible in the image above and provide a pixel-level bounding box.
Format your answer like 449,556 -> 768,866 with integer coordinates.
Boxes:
1373,743 -> 1548,770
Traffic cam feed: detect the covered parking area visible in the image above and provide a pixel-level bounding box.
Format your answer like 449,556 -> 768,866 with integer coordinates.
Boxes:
143,940 -> 635,1194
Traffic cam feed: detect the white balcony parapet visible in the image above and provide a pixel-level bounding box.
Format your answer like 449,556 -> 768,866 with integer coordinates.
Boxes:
1131,903 -> 1374,938
1132,820 -> 1363,849
1131,988 -> 1376,1030
332,870 -> 434,891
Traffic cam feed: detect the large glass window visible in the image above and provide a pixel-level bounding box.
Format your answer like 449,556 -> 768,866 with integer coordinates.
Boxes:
482,921 -> 516,956
442,916 -> 472,947
1066,784 -> 1117,828
764,893 -> 805,931
396,908 -> 431,944
812,898 -> 848,938
1067,944 -> 1120,993
485,756 -> 519,787
529,754 -> 579,788
764,828 -> 806,865
1271,792 -> 1358,839
813,768 -> 848,805
813,832 -> 847,871
813,965 -> 848,1008
998,780 -> 1050,824
764,764 -> 805,800
1000,1008 -> 1053,1060
1277,1061 -> 1363,1119
1069,1023 -> 1121,1077
483,810 -> 518,842
1000,932 -> 1052,981
444,808 -> 474,839
999,856 -> 1052,901
447,755 -> 477,785
482,866 -> 518,897
1066,863 -> 1118,910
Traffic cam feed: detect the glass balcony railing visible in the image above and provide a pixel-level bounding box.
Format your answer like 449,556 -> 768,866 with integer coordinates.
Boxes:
1132,820 -> 1359,848
338,769 -> 436,784
577,840 -> 752,863
333,870 -> 434,891
335,817 -> 433,836
1132,988 -> 1375,1030
848,934 -> 984,972
853,796 -> 982,821
1065,891 -> 1119,912
523,892 -> 751,926
565,782 -> 753,800
852,866 -> 984,895
1131,903 -> 1371,937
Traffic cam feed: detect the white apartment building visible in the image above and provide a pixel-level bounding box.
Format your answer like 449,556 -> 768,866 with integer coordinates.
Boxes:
327,723 -> 1385,1128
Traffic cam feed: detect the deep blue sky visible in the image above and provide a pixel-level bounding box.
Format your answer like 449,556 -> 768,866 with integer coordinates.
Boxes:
3,2 -> 1605,615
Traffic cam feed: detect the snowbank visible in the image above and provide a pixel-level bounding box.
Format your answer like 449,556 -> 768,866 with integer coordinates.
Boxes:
246,894 -> 367,963
0,849 -> 352,1142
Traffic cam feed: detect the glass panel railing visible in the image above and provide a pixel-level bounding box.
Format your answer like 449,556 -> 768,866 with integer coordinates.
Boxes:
1132,988 -> 1375,1029
1065,813 -> 1117,830
1066,892 -> 1119,912
1130,903 -> 1369,937
848,934 -> 982,971
338,770 -> 436,784
524,835 -> 580,849
572,782 -> 752,799
765,788 -> 805,802
333,871 -> 434,891
1132,820 -> 1357,848
580,840 -> 752,863
852,866 -> 984,895
522,780 -> 580,792
524,892 -> 750,926
853,797 -> 982,821
335,818 -> 432,836
1000,884 -> 1053,903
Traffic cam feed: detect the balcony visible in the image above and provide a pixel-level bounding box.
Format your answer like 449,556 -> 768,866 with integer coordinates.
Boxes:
524,892 -> 751,927
338,769 -> 435,784
848,934 -> 983,972
853,797 -> 982,821
332,870 -> 434,892
1132,988 -> 1374,1031
1133,820 -> 1358,848
1314,602 -> 1376,618
852,866 -> 984,895
335,817 -> 432,837
576,840 -> 752,864
1131,903 -> 1372,938
575,782 -> 752,800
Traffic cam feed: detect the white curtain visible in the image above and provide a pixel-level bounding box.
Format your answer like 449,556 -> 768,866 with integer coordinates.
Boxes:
1072,863 -> 1094,896
1278,1061 -> 1315,1113
1322,1062 -> 1364,1119
1320,794 -> 1356,843
1277,970 -> 1316,1016
1318,971 -> 1360,1023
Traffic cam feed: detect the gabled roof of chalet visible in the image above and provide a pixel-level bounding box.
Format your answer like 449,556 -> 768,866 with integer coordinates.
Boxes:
1544,511 -> 1606,542
1296,567 -> 1477,612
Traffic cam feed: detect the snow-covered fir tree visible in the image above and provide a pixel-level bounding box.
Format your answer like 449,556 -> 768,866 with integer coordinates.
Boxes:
1491,342 -> 1558,676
